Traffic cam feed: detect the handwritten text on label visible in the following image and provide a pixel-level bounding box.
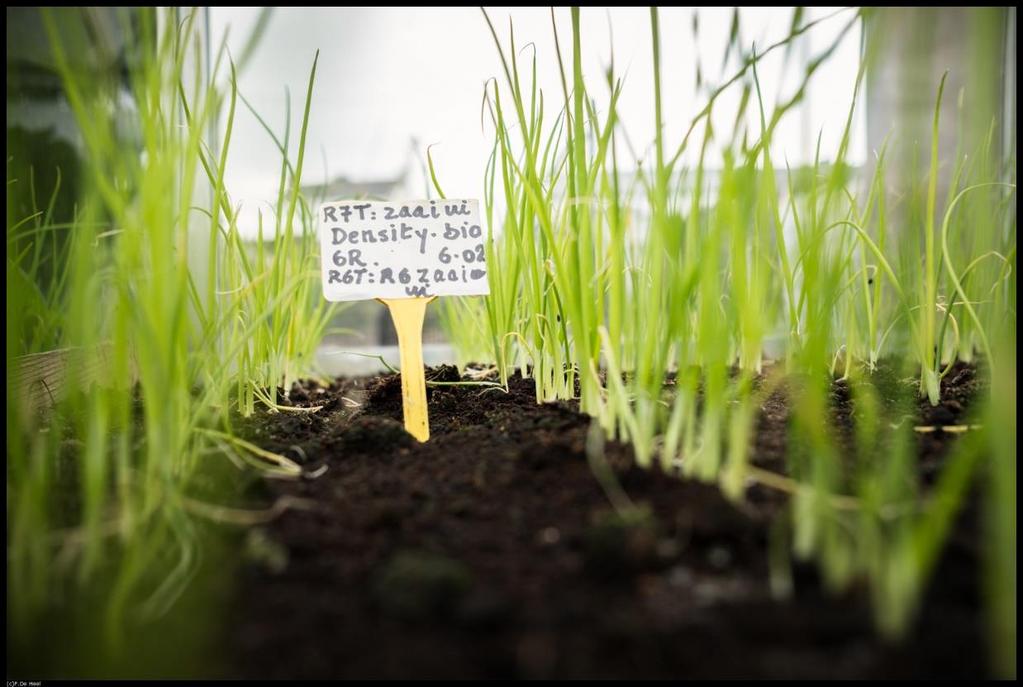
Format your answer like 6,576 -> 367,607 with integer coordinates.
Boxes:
318,199 -> 490,301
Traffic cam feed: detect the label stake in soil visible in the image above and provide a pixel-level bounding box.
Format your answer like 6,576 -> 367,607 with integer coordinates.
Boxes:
319,199 -> 489,442
378,296 -> 435,441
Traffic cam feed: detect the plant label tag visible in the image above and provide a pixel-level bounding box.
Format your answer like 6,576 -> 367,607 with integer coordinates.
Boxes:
317,198 -> 489,443
318,199 -> 490,302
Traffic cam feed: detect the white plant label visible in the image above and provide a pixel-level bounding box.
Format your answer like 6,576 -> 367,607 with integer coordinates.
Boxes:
318,199 -> 490,301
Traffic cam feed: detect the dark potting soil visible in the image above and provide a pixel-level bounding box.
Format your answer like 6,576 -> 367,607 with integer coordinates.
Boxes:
227,362 -> 988,679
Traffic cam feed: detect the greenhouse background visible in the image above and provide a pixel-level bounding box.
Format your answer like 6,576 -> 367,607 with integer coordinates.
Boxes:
7,6 -> 1017,680
8,7 -> 1015,355
12,8 -> 1012,349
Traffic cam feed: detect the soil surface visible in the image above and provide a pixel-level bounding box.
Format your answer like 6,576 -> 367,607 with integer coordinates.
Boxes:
228,362 -> 987,679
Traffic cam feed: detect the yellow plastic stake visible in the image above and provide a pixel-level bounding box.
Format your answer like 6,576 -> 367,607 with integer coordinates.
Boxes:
378,296 -> 436,442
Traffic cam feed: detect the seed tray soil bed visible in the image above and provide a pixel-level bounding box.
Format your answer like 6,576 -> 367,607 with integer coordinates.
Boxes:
229,363 -> 985,679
